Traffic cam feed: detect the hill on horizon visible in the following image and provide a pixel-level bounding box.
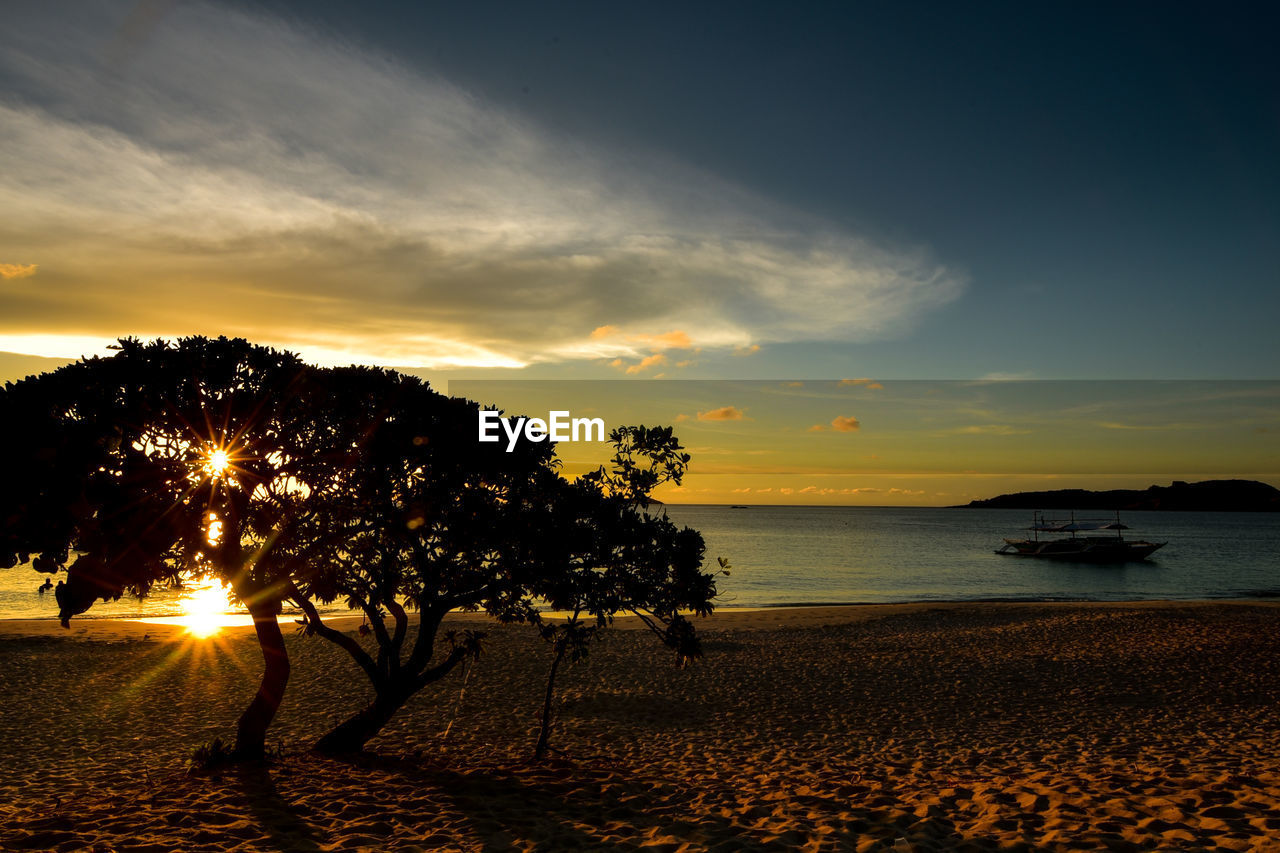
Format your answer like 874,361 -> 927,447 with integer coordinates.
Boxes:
961,479 -> 1279,512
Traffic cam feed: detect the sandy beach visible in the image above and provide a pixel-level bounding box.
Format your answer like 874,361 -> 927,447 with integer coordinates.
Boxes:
2,601 -> 1279,851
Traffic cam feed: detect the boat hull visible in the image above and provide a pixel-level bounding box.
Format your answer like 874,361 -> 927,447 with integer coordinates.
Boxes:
996,538 -> 1165,563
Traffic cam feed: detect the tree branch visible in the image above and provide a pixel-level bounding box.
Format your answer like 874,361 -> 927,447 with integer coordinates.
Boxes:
290,584 -> 382,688
629,607 -> 671,644
385,597 -> 408,675
412,645 -> 469,693
406,602 -> 447,675
343,585 -> 394,677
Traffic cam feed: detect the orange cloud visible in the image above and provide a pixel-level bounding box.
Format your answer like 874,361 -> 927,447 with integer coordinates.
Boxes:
697,405 -> 745,421
674,413 -> 690,422
648,330 -> 692,349
608,357 -> 625,368
608,329 -> 693,350
770,486 -> 928,498
840,377 -> 883,389
733,344 -> 761,357
831,415 -> 861,432
810,415 -> 861,432
0,263 -> 38,279
625,353 -> 667,374
675,359 -> 695,368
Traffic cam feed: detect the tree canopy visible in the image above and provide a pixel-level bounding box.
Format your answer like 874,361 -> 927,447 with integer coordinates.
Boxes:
0,337 -> 719,757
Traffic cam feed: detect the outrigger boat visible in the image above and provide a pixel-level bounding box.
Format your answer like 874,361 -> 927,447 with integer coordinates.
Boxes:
996,511 -> 1165,562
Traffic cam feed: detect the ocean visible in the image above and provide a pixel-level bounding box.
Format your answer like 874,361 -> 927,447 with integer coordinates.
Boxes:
2,506 -> 1278,621
665,505 -> 1280,606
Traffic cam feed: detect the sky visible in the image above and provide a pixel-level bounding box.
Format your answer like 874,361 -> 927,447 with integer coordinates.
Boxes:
2,1 -> 1277,502
452,379 -> 1280,505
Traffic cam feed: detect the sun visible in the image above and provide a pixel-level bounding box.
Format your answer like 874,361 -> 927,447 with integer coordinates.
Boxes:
180,579 -> 231,638
203,447 -> 232,477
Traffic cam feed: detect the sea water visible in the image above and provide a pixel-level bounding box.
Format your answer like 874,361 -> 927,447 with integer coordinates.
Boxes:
1,506 -> 1277,620
663,506 -> 1280,606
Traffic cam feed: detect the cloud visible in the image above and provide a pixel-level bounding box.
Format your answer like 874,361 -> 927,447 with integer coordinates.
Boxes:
809,414 -> 859,431
625,353 -> 667,374
840,378 -> 884,390
0,0 -> 964,367
1096,421 -> 1185,431
697,405 -> 745,421
977,372 -> 1035,381
591,327 -> 690,350
784,381 -> 804,387
0,263 -> 38,279
646,330 -> 693,350
733,344 -> 761,357
946,425 -> 1031,436
674,413 -> 690,422
781,486 -> 926,498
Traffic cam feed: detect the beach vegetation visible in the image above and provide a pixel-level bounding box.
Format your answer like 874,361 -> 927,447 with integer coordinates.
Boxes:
0,337 -> 719,759
0,336 -> 355,757
293,415 -> 717,755
532,426 -> 716,760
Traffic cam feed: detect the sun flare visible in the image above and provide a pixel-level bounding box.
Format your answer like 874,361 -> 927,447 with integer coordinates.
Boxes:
180,580 -> 231,638
203,448 -> 231,477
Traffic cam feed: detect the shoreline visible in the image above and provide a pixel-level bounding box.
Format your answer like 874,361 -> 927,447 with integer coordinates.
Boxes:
2,597 -> 1278,640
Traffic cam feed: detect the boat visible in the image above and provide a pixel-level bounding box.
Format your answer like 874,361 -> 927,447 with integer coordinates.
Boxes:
995,511 -> 1165,562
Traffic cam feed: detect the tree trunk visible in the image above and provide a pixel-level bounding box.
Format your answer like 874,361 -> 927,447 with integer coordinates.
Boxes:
311,641 -> 470,754
313,690 -> 406,754
234,600 -> 291,759
534,639 -> 567,761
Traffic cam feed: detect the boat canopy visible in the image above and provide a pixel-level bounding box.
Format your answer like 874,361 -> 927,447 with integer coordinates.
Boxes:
1030,520 -> 1129,532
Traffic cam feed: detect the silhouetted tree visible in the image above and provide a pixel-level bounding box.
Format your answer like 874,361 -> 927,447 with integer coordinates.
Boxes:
532,426 -> 720,760
277,373 -> 591,753
284,415 -> 719,755
1,339 -> 720,760
0,337 -> 372,757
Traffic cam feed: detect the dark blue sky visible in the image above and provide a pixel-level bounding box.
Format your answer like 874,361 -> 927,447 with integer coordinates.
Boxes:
228,0 -> 1280,377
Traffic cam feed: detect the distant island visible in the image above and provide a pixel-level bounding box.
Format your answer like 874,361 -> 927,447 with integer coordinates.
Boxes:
961,479 -> 1280,512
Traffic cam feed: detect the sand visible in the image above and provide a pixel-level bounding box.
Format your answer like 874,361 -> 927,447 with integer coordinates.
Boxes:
2,601 -> 1279,851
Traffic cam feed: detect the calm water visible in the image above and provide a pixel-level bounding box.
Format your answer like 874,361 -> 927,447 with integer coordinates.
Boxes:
663,506 -> 1280,607
2,507 -> 1278,620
